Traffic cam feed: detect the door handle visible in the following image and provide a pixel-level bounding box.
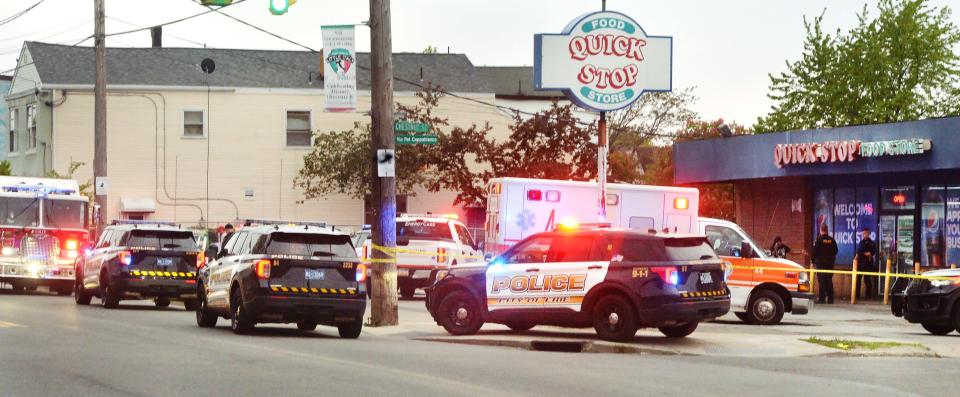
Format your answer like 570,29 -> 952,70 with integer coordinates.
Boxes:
587,265 -> 602,270
525,268 -> 540,272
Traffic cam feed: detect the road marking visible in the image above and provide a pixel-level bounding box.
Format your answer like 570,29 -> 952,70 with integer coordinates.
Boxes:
0,320 -> 24,328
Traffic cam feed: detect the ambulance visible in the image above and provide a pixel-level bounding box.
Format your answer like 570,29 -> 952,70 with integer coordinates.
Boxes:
483,177 -> 813,325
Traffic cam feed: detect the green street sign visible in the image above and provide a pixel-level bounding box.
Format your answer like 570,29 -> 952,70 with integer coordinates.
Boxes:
395,120 -> 430,133
396,135 -> 438,145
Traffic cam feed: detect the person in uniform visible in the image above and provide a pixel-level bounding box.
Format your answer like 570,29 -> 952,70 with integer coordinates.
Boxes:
856,227 -> 878,299
813,223 -> 839,304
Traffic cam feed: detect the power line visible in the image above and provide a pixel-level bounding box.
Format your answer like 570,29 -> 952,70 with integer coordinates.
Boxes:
103,0 -> 248,38
106,15 -> 207,47
0,0 -> 48,28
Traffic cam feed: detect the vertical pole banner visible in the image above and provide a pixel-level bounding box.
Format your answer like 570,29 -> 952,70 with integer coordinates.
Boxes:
322,25 -> 357,112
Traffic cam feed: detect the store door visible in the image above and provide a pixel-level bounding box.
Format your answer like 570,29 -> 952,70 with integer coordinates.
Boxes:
879,215 -> 915,274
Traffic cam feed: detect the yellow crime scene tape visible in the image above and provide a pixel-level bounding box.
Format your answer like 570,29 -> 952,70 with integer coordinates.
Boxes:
367,244 -> 485,261
729,264 -> 959,281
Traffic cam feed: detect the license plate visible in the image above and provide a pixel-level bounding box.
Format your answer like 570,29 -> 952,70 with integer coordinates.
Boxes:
157,257 -> 174,267
699,272 -> 713,284
305,269 -> 326,280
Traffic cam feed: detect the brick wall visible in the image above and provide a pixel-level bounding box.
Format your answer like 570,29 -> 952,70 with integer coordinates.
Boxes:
734,177 -> 811,265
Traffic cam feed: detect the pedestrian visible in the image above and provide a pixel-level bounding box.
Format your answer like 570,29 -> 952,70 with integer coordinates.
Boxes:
856,227 -> 878,299
770,236 -> 791,259
812,223 -> 838,304
220,223 -> 236,245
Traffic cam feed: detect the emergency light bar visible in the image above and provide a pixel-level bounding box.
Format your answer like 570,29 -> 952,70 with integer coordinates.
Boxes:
553,222 -> 612,231
242,219 -> 328,228
1,183 -> 78,196
400,213 -> 459,220
111,220 -> 178,226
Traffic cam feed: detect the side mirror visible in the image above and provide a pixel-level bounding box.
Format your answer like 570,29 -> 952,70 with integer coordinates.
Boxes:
740,241 -> 754,259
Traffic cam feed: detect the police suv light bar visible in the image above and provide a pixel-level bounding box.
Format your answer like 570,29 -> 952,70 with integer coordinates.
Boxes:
111,220 -> 178,226
243,219 -> 328,228
553,222 -> 612,231
0,183 -> 78,196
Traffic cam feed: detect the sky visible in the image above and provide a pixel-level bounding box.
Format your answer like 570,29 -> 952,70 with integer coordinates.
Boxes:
1,0 -> 959,127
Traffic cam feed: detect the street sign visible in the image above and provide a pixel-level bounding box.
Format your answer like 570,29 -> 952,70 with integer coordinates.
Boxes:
396,135 -> 438,145
377,149 -> 395,177
95,177 -> 108,196
395,120 -> 430,133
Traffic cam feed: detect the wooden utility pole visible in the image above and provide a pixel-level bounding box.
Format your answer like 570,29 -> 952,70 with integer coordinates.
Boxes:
368,0 -> 398,326
94,0 -> 107,228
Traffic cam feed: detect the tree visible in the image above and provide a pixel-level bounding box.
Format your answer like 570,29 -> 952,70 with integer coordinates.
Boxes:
422,45 -> 438,54
755,0 -> 960,133
0,160 -> 11,176
47,161 -> 94,209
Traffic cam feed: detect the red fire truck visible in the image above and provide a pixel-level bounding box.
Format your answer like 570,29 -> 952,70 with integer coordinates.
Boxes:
0,176 -> 90,295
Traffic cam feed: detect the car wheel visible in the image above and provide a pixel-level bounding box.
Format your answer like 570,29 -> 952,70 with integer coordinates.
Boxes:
100,277 -> 120,309
297,321 -> 318,331
230,288 -> 254,334
734,312 -> 752,323
921,322 -> 954,336
74,278 -> 92,305
437,290 -> 484,336
337,319 -> 363,339
659,322 -> 699,338
400,286 -> 416,300
504,321 -> 535,332
592,294 -> 639,342
155,297 -> 171,308
745,290 -> 785,326
196,286 -> 218,328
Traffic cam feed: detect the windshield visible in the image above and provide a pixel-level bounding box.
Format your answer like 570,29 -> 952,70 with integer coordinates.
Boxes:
736,225 -> 768,259
0,197 -> 40,227
664,237 -> 718,261
397,220 -> 452,241
43,199 -> 87,229
265,233 -> 357,258
125,230 -> 197,250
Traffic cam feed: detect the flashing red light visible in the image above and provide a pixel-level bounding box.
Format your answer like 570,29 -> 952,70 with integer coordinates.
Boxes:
437,247 -> 448,264
527,190 -> 543,201
65,239 -> 79,250
674,197 -> 689,210
651,266 -> 680,285
185,279 -> 197,284
356,263 -> 367,283
255,259 -> 272,279
196,251 -> 206,270
118,251 -> 133,266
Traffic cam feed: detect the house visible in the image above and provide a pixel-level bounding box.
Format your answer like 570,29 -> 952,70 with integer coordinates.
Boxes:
4,41 -> 523,228
0,75 -> 10,159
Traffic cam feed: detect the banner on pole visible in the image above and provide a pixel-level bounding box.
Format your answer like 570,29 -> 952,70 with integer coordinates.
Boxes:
322,25 -> 357,112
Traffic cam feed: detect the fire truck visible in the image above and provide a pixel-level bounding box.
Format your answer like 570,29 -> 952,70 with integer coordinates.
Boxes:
0,176 -> 90,295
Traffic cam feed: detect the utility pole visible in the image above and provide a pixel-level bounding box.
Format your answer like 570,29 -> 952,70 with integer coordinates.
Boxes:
94,0 -> 107,228
368,0 -> 398,326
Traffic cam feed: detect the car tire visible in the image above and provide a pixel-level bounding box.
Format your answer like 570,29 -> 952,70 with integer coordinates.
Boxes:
437,290 -> 484,336
100,277 -> 120,309
921,322 -> 954,336
338,319 -> 363,339
230,288 -> 254,334
659,322 -> 699,338
196,287 -> 218,328
592,294 -> 639,342
504,321 -> 536,332
745,290 -> 785,326
400,286 -> 416,300
155,297 -> 171,308
297,321 -> 318,331
74,278 -> 92,305
734,312 -> 752,323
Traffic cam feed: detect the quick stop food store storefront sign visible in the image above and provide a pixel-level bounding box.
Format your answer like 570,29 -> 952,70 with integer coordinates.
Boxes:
534,11 -> 673,112
773,138 -> 933,168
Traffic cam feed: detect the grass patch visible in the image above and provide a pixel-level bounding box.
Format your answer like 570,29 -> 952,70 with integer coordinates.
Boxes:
803,337 -> 922,351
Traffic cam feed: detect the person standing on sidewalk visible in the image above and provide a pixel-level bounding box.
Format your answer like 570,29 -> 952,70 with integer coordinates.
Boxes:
856,227 -> 878,300
813,223 -> 839,304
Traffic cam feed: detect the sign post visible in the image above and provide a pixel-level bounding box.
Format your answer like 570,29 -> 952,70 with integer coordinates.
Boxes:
534,8 -> 672,222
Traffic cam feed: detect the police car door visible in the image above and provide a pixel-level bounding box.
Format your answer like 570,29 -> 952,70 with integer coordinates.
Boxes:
208,231 -> 247,308
83,229 -> 115,289
539,234 -> 605,312
486,236 -> 552,311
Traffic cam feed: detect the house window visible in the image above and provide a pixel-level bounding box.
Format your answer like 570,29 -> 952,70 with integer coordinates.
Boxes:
8,108 -> 16,153
183,110 -> 205,138
286,111 -> 311,147
27,105 -> 37,150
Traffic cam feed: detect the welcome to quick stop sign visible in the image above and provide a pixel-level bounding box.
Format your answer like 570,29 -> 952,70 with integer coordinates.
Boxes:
534,11 -> 673,112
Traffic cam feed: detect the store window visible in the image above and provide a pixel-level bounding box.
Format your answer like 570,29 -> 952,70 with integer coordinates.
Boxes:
813,187 -> 878,265
946,187 -> 960,268
922,186 -> 947,268
882,186 -> 915,210
813,189 -> 834,239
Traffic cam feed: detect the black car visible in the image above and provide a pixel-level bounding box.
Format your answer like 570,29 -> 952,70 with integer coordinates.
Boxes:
891,268 -> 960,335
75,221 -> 203,309
425,227 -> 730,342
195,221 -> 367,338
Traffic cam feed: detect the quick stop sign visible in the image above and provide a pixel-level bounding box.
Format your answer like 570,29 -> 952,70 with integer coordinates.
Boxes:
534,11 -> 673,112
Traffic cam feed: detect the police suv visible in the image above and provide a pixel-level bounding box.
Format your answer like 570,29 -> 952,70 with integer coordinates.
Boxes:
891,268 -> 960,335
75,221 -> 203,309
425,225 -> 730,341
196,220 -> 367,337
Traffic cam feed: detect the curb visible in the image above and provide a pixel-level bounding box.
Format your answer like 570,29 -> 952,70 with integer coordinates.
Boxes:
413,336 -> 692,356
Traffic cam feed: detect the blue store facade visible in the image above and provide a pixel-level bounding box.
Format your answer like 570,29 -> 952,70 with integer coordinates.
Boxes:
675,116 -> 960,276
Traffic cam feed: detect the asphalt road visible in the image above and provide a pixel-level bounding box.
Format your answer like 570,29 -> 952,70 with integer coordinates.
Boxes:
1,288 -> 957,397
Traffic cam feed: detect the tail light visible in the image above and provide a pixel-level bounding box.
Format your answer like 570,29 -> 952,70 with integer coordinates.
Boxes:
196,251 -> 206,270
437,247 -> 447,264
356,263 -> 367,283
651,266 -> 680,285
118,251 -> 133,266
255,259 -> 271,279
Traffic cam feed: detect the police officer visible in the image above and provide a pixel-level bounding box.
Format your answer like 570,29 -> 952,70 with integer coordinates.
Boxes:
813,223 -> 838,304
856,227 -> 878,299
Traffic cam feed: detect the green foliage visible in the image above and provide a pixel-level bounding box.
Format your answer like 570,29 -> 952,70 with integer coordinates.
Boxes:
422,45 -> 439,54
46,161 -> 93,201
756,0 -> 960,133
0,160 -> 12,176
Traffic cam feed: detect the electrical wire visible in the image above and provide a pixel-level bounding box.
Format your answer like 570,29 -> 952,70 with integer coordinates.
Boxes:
0,0 -> 48,28
103,0 -> 247,38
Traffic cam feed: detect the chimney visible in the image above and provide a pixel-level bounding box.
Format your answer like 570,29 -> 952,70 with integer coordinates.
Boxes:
151,26 -> 162,48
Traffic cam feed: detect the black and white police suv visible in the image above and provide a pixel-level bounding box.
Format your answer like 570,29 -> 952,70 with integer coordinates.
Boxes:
425,225 -> 730,341
75,221 -> 203,309
891,268 -> 960,335
195,220 -> 367,338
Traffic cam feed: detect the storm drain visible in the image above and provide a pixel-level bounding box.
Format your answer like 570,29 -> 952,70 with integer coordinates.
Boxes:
529,340 -> 589,353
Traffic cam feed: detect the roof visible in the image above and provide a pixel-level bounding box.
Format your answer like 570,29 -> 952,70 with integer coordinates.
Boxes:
23,41 -> 493,92
476,66 -> 562,98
